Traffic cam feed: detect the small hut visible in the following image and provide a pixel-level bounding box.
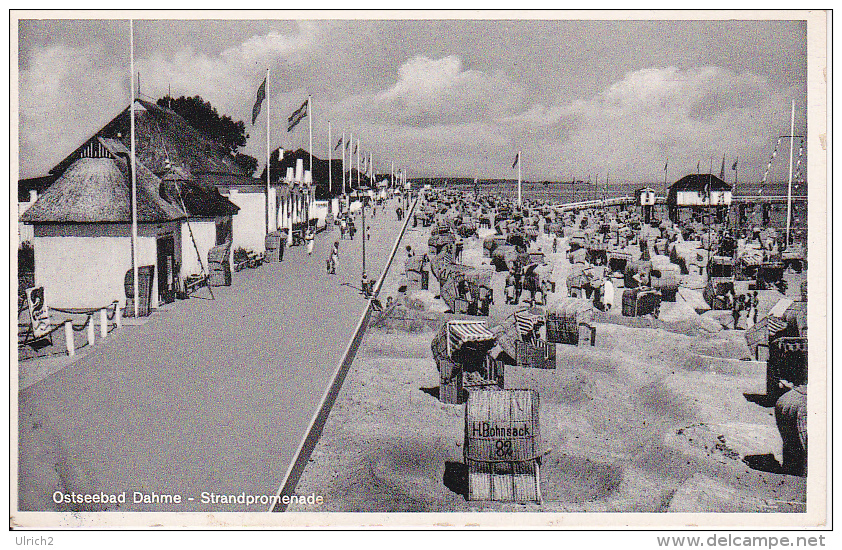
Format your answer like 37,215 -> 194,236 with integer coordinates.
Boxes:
667,174 -> 732,223
21,156 -> 186,310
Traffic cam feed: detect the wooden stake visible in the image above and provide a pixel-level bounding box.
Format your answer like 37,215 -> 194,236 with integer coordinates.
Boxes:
65,320 -> 75,356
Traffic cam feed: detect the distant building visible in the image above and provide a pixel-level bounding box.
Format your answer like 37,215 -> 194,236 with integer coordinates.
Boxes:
667,174 -> 732,223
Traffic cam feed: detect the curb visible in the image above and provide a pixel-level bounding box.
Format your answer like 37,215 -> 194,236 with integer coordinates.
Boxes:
270,193 -> 421,512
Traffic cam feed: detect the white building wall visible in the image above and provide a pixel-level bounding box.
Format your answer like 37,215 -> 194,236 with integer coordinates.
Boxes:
225,189 -> 268,253
180,220 -> 217,277
676,190 -> 733,206
32,222 -> 177,310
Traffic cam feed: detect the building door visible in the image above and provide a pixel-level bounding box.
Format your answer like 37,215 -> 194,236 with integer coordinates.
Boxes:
157,234 -> 176,304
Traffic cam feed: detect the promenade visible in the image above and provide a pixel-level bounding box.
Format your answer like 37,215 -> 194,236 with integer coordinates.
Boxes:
18,199 -> 409,513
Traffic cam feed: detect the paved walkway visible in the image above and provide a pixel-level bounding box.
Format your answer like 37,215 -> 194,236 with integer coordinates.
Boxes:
18,200 -> 409,513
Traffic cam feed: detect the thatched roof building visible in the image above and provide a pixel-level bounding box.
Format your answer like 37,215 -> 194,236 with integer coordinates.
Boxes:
21,157 -> 185,224
51,100 -> 247,179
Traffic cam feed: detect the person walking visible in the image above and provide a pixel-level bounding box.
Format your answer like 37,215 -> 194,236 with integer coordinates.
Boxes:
305,231 -> 314,256
326,241 -> 339,274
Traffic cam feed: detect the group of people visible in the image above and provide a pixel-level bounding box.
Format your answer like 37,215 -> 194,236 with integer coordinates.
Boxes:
338,214 -> 357,240
730,290 -> 760,329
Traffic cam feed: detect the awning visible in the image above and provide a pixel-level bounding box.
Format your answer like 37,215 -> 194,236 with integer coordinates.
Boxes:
514,310 -> 543,339
447,320 -> 495,356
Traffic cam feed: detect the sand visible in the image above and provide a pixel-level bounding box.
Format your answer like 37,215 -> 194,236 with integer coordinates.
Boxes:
288,202 -> 806,513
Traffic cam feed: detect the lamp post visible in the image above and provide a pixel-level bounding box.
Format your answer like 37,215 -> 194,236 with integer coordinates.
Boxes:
361,197 -> 369,297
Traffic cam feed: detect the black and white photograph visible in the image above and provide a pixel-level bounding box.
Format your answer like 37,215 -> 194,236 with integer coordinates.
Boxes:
11,10 -> 829,532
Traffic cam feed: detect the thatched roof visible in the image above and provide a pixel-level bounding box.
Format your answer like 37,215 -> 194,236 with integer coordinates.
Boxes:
51,100 -> 247,179
21,157 -> 186,224
160,165 -> 240,218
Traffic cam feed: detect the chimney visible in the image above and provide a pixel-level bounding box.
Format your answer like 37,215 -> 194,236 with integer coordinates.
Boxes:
286,167 -> 294,182
304,170 -> 312,184
295,159 -> 304,183
29,190 -> 38,203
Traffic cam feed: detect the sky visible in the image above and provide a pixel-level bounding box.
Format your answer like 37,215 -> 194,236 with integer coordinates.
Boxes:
17,14 -> 810,184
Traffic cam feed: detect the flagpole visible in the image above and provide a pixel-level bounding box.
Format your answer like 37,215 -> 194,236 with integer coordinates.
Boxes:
328,121 -> 332,197
342,130 -> 346,196
266,68 -> 271,234
357,139 -> 360,190
786,99 -> 795,246
308,95 -> 313,175
517,150 -> 522,208
130,19 -> 139,319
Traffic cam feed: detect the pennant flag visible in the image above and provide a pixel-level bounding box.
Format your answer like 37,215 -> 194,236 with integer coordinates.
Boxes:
732,158 -> 739,171
252,78 -> 266,125
334,137 -> 343,151
346,139 -> 351,151
512,152 -> 520,169
353,143 -> 358,155
719,154 -> 726,179
664,160 -> 668,172
287,99 -> 308,132
696,161 -> 700,173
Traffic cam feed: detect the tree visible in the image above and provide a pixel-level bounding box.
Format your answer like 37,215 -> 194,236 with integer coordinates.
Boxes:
158,95 -> 258,174
234,153 -> 258,175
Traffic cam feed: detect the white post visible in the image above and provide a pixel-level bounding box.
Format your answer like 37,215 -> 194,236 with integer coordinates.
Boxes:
786,99 -> 795,246
266,68 -> 271,235
114,301 -> 122,328
357,139 -> 361,190
349,132 -> 353,193
65,320 -> 75,356
328,121 -> 332,196
130,20 -> 139,319
100,308 -> 107,338
87,314 -> 95,346
308,95 -> 313,179
342,130 -> 346,195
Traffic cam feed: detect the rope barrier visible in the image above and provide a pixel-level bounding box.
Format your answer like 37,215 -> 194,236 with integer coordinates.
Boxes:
49,303 -> 118,319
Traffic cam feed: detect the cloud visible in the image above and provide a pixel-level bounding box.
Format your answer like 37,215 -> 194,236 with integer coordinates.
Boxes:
19,44 -> 128,177
498,66 -> 795,182
338,55 -> 525,127
17,23 -> 326,178
18,21 -> 802,185
221,21 -> 321,65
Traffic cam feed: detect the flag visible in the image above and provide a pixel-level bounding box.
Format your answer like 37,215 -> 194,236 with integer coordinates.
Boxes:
696,161 -> 700,173
732,158 -> 738,171
346,139 -> 351,151
251,78 -> 266,125
512,152 -> 520,169
353,143 -> 358,155
664,160 -> 668,172
334,137 -> 343,151
287,99 -> 308,132
719,154 -> 726,179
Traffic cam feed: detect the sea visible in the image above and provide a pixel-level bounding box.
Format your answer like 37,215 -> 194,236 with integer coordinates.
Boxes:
438,180 -> 808,206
